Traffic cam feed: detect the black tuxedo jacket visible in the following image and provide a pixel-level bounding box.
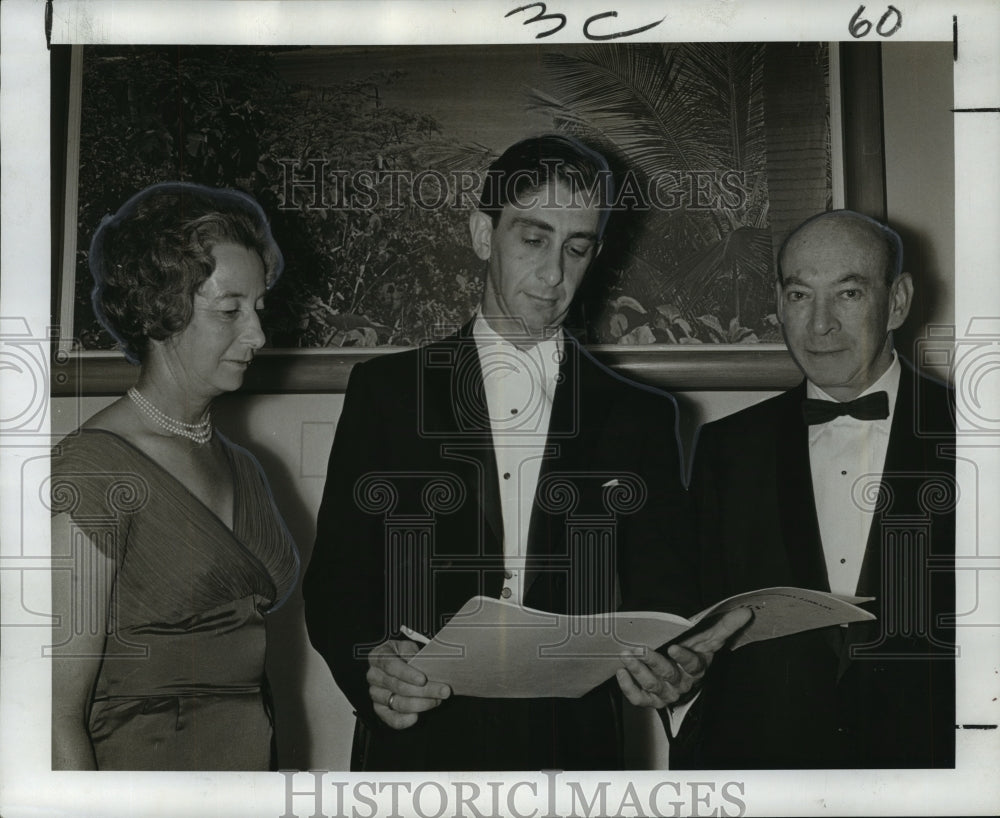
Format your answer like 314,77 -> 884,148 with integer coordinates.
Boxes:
304,322 -> 697,770
676,362 -> 955,768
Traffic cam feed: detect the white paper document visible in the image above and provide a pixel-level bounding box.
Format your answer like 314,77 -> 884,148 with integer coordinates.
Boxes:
407,587 -> 875,698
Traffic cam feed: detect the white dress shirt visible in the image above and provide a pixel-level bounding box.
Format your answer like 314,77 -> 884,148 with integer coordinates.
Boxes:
473,313 -> 562,603
807,355 -> 900,595
474,313 -> 693,732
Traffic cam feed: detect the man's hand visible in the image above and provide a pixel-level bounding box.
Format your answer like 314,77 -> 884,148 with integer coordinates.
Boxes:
367,639 -> 452,729
615,607 -> 752,708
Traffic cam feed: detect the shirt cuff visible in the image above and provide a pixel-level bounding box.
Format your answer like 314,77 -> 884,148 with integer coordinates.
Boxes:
663,690 -> 700,739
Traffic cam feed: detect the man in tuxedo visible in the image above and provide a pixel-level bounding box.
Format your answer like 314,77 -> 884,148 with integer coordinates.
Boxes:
304,135 -> 746,771
679,210 -> 955,768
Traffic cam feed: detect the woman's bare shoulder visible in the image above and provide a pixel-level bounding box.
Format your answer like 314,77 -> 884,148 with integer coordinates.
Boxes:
79,396 -> 136,433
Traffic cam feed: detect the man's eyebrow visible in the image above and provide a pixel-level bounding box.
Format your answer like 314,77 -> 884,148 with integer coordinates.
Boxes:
510,216 -> 555,232
782,272 -> 867,288
509,216 -> 600,242
834,273 -> 867,285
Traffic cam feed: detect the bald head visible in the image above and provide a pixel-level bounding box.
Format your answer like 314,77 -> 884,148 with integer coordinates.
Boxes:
778,210 -> 902,288
774,209 -> 913,400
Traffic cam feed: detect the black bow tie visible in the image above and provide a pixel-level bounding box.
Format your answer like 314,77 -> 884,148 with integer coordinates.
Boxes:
802,391 -> 890,425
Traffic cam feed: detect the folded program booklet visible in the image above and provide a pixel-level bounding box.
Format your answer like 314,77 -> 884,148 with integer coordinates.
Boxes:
406,587 -> 874,698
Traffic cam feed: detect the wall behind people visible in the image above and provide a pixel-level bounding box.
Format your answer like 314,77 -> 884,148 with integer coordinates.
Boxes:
882,41 -> 954,378
48,41 -> 954,770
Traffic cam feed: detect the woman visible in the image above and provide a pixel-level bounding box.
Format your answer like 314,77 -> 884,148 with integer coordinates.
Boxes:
50,183 -> 299,770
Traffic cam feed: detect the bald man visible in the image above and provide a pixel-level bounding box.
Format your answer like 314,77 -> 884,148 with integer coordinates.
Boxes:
677,210 -> 955,768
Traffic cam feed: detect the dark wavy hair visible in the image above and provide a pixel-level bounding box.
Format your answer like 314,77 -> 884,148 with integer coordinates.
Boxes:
476,134 -> 615,239
89,182 -> 283,364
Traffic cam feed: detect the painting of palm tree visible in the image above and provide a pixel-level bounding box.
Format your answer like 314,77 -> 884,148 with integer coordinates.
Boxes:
523,42 -> 829,344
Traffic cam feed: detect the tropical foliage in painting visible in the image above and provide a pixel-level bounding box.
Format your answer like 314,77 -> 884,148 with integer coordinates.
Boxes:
524,43 -> 778,344
72,43 -> 825,351
74,46 -> 482,350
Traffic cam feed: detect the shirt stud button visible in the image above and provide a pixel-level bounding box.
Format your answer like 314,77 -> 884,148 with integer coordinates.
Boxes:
501,587 -> 512,599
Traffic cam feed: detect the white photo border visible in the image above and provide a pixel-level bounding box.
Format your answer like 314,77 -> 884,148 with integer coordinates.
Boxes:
2,1 -> 998,816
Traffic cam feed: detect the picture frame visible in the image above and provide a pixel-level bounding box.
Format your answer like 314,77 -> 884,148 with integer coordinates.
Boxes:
50,42 -> 886,396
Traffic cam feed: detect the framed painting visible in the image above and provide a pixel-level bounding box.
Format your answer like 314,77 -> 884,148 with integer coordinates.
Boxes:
51,41 -> 886,395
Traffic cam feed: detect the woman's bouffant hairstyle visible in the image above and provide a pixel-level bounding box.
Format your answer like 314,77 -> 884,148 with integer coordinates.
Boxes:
90,182 -> 283,364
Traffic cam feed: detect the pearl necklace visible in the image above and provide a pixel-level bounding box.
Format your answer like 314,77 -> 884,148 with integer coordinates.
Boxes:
127,387 -> 213,444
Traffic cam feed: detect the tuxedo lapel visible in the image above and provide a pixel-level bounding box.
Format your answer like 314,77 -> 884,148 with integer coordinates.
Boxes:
853,365 -> 916,599
846,364 -> 921,664
775,383 -> 831,592
422,322 -> 504,558
773,383 -> 856,668
531,337 -> 601,491
521,340 -> 611,602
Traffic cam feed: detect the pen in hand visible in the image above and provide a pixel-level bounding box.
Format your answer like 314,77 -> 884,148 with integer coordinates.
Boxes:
400,624 -> 431,645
